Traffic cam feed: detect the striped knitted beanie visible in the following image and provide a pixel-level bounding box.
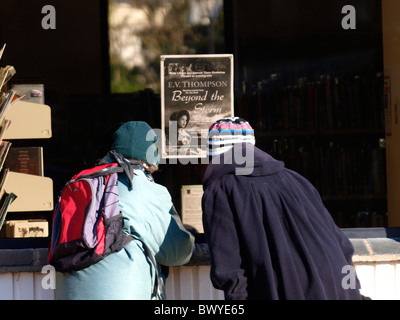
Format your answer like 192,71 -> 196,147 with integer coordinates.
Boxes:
207,117 -> 255,156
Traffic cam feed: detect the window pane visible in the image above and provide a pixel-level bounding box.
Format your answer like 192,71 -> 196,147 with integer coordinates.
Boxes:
109,0 -> 224,93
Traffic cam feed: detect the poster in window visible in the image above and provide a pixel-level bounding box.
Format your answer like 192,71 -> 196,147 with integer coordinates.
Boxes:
161,54 -> 234,159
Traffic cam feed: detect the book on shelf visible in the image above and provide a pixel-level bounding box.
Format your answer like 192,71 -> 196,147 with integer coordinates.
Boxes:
0,117 -> 11,144
0,44 -> 23,120
0,167 -> 9,191
3,146 -> 43,176
0,90 -> 25,119
0,191 -> 17,232
11,84 -> 44,105
0,168 -> 16,232
0,65 -> 16,92
271,136 -> 386,200
239,73 -> 383,132
0,43 -> 6,61
0,140 -> 11,171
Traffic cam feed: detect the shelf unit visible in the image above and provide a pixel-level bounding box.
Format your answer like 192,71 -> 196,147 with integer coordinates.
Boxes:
5,171 -> 53,212
236,73 -> 387,228
3,101 -> 51,139
0,100 -> 53,240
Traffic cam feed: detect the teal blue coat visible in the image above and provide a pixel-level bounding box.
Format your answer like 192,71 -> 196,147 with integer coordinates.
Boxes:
55,168 -> 195,300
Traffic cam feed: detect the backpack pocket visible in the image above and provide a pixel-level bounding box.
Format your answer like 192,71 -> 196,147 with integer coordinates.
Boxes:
103,212 -> 132,255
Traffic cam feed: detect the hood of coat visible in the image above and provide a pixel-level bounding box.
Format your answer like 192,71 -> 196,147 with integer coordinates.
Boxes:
203,143 -> 285,187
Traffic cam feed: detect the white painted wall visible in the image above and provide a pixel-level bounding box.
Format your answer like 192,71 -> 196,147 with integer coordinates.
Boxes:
354,260 -> 400,300
0,272 -> 54,300
165,265 -> 224,300
1,262 -> 399,300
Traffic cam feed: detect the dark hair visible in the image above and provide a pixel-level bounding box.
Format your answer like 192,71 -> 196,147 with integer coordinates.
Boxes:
176,110 -> 190,127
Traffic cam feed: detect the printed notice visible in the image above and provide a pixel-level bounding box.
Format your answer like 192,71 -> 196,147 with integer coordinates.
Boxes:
181,185 -> 204,233
161,54 -> 234,159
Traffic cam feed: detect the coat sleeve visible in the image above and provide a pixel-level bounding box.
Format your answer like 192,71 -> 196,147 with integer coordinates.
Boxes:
202,179 -> 248,300
155,205 -> 195,267
118,172 -> 195,268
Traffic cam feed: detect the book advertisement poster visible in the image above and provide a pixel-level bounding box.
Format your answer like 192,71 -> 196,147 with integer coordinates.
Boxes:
161,54 -> 234,159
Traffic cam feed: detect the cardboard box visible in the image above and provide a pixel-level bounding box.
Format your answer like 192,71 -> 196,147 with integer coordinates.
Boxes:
5,219 -> 48,238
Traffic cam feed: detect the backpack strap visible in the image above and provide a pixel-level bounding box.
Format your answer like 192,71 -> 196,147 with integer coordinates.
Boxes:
108,150 -> 135,188
141,240 -> 160,299
76,165 -> 124,180
95,150 -> 142,190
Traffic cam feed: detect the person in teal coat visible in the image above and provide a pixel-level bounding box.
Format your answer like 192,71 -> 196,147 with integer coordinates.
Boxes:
55,121 -> 195,300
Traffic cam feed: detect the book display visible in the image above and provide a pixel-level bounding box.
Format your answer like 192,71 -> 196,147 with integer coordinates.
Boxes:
0,44 -> 53,241
224,0 -> 387,229
235,72 -> 386,228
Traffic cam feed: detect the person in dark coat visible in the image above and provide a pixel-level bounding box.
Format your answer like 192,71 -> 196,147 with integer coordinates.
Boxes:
202,117 -> 363,300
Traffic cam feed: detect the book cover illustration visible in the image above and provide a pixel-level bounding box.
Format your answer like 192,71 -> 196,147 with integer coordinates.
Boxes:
161,54 -> 234,159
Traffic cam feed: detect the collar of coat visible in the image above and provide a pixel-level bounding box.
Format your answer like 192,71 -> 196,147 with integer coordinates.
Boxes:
203,143 -> 285,186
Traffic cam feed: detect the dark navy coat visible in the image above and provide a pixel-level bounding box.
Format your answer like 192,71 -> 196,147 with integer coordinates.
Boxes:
202,143 -> 362,300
